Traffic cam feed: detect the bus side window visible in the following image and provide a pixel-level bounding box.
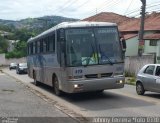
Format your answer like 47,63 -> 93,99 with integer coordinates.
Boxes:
30,43 -> 33,55
48,32 -> 55,52
27,44 -> 29,55
49,36 -> 53,52
37,41 -> 40,53
43,39 -> 47,53
33,42 -> 36,54
46,37 -> 49,52
53,32 -> 55,52
40,40 -> 43,53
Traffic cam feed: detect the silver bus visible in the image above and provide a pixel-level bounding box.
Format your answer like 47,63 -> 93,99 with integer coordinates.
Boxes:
27,21 -> 125,96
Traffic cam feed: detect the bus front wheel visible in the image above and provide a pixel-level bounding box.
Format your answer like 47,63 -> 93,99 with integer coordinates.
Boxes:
53,77 -> 62,96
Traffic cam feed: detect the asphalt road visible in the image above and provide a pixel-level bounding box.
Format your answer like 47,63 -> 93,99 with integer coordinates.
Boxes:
0,70 -> 78,123
2,68 -> 160,119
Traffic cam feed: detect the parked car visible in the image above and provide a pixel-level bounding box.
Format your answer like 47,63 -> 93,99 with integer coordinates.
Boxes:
9,63 -> 17,70
136,64 -> 160,95
16,63 -> 28,74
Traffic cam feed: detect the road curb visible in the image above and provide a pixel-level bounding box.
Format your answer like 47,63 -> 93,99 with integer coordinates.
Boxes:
2,69 -> 89,123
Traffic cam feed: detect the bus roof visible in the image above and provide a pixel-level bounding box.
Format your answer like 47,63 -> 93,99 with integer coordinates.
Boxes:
28,21 -> 117,43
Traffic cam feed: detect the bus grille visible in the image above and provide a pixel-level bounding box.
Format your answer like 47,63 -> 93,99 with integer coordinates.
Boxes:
85,73 -> 113,79
85,74 -> 98,78
101,73 -> 113,77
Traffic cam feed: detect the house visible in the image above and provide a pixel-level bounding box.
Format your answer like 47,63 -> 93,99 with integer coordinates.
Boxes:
119,12 -> 160,63
83,12 -> 132,24
7,40 -> 19,52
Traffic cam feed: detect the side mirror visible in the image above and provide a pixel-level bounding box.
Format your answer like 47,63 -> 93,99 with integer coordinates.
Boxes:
120,38 -> 126,52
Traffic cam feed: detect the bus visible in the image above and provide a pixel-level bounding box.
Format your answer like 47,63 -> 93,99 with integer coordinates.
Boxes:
27,21 -> 125,96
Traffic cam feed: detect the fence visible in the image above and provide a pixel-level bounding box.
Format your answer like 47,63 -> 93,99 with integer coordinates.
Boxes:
125,55 -> 155,76
0,54 -> 5,66
0,54 -> 26,66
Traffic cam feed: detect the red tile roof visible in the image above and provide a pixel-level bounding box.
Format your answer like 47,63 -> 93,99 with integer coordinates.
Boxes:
144,33 -> 160,40
124,34 -> 138,40
83,12 -> 132,25
119,12 -> 160,31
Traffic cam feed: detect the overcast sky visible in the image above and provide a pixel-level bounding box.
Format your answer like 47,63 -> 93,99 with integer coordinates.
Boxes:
0,0 -> 160,20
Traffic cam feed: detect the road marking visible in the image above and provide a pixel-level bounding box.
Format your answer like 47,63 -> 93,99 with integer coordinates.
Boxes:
0,73 -> 5,76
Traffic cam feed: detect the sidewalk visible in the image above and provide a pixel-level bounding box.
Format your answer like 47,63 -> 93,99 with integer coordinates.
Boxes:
2,68 -> 86,123
0,72 -> 79,123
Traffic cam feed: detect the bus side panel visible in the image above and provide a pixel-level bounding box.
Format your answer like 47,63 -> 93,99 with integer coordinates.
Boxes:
42,53 -> 61,87
27,53 -> 62,87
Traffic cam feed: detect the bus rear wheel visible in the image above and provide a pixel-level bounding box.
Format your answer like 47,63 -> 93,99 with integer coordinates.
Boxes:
33,72 -> 39,86
53,77 -> 62,96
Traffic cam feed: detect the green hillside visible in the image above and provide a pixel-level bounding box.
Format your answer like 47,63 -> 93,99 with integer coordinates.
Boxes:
0,16 -> 78,58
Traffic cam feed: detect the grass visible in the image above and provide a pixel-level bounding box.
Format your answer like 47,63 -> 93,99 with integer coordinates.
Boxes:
125,77 -> 136,86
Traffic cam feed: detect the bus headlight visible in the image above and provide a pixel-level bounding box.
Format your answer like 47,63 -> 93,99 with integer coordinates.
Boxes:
74,84 -> 78,88
119,80 -> 123,84
116,80 -> 124,84
73,84 -> 83,89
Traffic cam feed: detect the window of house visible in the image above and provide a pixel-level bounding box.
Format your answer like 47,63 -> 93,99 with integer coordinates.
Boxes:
144,65 -> 155,75
150,40 -> 157,46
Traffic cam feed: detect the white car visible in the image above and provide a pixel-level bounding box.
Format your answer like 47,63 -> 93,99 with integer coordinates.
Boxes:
9,63 -> 17,70
136,64 -> 160,95
16,63 -> 28,74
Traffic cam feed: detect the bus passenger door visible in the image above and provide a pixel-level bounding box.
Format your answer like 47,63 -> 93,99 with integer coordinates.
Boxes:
57,29 -> 66,86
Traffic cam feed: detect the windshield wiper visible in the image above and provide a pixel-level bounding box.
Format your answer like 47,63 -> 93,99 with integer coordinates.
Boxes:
99,44 -> 114,65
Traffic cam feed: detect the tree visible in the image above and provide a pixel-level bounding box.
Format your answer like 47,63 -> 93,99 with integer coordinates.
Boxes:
0,36 -> 8,53
14,28 -> 36,41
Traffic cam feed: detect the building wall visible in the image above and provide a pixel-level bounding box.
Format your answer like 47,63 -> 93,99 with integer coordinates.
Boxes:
144,40 -> 159,54
0,54 -> 5,65
0,54 -> 26,66
156,41 -> 160,63
5,57 -> 26,65
125,36 -> 139,56
125,55 -> 154,76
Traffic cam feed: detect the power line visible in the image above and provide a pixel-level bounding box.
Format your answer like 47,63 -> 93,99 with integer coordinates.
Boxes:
86,0 -> 122,21
88,0 -> 121,19
51,0 -> 75,13
124,0 -> 135,15
76,0 -> 91,9
53,0 -> 79,14
125,1 -> 160,16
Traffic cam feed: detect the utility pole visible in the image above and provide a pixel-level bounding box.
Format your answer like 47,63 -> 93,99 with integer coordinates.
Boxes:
138,0 -> 146,56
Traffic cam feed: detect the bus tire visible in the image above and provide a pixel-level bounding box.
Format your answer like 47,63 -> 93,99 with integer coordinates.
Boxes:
53,76 -> 62,96
33,71 -> 39,86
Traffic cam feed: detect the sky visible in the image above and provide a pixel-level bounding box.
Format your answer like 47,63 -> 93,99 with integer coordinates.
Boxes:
0,0 -> 160,20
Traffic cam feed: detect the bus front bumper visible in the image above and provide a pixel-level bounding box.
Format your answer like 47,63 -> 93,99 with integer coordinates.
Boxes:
66,76 -> 125,93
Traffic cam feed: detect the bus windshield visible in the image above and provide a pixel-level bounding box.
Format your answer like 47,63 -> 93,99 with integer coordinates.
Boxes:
66,27 -> 122,67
